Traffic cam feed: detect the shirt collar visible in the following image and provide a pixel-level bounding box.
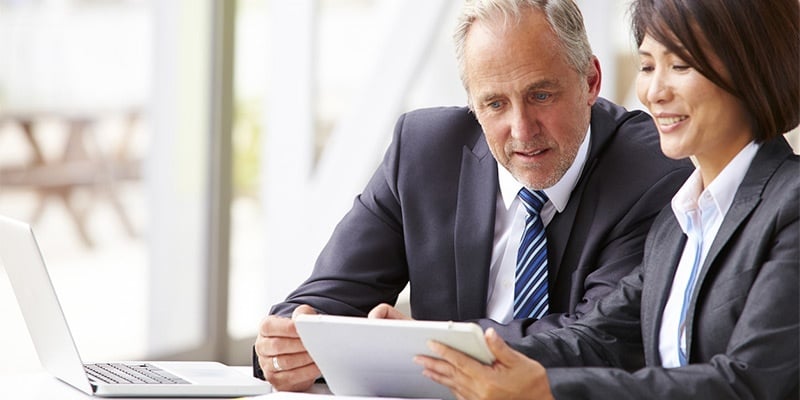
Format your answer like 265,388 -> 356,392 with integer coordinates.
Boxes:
671,141 -> 760,233
499,126 -> 592,211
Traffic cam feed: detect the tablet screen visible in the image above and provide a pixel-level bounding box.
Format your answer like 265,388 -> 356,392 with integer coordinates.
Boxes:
295,314 -> 494,399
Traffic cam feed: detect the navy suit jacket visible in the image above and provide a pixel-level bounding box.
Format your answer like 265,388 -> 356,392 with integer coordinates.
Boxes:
514,137 -> 799,399
269,98 -> 692,340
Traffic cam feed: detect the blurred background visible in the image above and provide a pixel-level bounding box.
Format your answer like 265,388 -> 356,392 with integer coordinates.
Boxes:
0,0 -> 797,374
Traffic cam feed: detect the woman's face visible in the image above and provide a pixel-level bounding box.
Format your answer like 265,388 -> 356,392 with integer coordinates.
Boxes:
636,34 -> 752,184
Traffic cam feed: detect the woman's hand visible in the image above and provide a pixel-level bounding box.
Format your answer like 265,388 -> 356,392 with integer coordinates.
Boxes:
414,328 -> 554,400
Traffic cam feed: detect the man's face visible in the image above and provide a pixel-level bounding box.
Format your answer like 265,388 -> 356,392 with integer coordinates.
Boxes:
464,9 -> 600,189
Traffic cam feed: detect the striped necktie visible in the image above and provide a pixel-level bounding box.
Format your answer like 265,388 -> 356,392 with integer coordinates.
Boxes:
514,188 -> 550,320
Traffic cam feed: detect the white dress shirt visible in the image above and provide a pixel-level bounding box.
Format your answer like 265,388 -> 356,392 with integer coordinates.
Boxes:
658,141 -> 759,367
485,129 -> 591,323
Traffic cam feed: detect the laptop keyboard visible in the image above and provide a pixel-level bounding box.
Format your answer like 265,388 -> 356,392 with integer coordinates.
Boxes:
85,363 -> 190,385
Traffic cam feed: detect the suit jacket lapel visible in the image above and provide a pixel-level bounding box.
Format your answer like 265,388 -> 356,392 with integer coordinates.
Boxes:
454,133 -> 498,320
682,137 -> 791,360
547,101 -> 617,279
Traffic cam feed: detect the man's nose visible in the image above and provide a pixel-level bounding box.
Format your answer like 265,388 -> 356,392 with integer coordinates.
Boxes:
510,106 -> 538,140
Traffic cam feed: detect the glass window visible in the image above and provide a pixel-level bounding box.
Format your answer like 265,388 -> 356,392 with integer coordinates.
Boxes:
0,0 -> 213,371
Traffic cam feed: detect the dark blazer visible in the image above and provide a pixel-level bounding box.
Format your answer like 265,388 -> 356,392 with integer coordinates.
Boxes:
514,137 -> 799,399
269,99 -> 692,338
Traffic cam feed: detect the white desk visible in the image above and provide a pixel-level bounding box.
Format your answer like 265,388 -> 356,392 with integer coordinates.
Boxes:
0,367 -> 334,399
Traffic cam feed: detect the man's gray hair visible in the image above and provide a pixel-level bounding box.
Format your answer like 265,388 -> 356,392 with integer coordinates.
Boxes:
453,0 -> 593,91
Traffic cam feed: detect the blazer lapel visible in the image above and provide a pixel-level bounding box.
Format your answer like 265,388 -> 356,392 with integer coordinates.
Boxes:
682,137 -> 791,360
641,215 -> 685,365
454,134 -> 498,320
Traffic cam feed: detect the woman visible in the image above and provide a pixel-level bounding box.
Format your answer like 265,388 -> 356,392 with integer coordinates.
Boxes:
414,0 -> 799,398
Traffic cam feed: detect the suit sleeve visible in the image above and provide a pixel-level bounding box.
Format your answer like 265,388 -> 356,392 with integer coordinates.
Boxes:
269,114 -> 411,317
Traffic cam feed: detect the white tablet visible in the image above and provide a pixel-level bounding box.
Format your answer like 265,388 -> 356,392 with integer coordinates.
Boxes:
294,314 -> 494,400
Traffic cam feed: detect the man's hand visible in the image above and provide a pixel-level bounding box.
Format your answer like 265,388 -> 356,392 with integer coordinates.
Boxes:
368,303 -> 412,320
254,305 -> 321,392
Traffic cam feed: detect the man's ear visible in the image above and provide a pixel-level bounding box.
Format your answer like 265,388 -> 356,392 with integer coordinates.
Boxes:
586,56 -> 602,106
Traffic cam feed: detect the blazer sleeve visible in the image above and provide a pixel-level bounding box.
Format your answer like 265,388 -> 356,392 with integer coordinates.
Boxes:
511,265 -> 648,371
545,213 -> 798,400
512,176 -> 799,400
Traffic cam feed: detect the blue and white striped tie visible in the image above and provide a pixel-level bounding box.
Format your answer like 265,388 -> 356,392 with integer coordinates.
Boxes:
514,188 -> 550,320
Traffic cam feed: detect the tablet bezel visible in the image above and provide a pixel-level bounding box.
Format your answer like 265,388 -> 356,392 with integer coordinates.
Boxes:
294,314 -> 495,399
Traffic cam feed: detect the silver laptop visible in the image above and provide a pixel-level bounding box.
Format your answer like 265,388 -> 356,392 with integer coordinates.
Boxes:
0,215 -> 271,397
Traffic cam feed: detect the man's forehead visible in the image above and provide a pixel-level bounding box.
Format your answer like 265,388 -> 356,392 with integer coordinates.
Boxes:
469,71 -> 564,100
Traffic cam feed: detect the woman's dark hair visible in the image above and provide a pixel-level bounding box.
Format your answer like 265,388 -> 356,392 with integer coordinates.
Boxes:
631,0 -> 799,141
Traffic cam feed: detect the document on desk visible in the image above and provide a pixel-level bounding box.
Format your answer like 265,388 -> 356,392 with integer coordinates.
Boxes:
255,392 -> 440,400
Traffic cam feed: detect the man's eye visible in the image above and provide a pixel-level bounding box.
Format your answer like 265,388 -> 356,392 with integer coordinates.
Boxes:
533,93 -> 551,102
489,101 -> 502,109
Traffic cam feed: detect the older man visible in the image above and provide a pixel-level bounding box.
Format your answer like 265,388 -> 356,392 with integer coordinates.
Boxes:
255,0 -> 692,392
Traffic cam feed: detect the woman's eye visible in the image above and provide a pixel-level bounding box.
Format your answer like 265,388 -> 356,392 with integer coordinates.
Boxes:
672,64 -> 690,71
639,65 -> 654,72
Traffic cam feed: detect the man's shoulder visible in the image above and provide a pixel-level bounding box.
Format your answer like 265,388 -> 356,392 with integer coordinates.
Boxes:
590,98 -> 665,156
394,106 -> 485,150
400,106 -> 476,127
590,98 -> 655,137
587,98 -> 693,185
